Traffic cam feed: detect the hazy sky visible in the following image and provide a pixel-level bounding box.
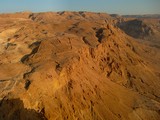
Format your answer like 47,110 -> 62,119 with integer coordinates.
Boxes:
0,0 -> 159,15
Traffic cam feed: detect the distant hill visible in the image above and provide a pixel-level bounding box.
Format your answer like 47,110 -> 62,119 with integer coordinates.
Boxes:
122,14 -> 160,19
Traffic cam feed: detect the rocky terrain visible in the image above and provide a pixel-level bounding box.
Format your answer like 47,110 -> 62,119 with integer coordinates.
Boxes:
0,11 -> 160,120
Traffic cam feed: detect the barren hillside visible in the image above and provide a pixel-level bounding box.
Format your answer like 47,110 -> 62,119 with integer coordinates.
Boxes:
0,12 -> 160,120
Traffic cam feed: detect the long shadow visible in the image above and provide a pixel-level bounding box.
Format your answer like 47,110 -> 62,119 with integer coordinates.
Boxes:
0,98 -> 47,120
21,46 -> 40,63
21,41 -> 41,63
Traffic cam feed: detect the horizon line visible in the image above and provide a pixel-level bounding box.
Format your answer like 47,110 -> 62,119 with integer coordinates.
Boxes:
0,10 -> 159,16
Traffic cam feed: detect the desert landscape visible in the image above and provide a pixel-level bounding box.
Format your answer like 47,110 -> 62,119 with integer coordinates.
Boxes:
0,11 -> 160,120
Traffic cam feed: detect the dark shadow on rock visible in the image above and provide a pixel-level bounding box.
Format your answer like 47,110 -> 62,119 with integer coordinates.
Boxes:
21,44 -> 40,63
96,28 -> 104,43
0,98 -> 47,120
